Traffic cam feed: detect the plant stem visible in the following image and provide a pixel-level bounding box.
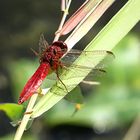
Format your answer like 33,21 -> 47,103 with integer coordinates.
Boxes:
53,0 -> 72,42
123,115 -> 140,140
14,94 -> 38,140
14,1 -> 72,140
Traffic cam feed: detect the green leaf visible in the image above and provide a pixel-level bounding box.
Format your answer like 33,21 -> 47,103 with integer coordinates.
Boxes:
31,0 -> 140,118
0,103 -> 24,121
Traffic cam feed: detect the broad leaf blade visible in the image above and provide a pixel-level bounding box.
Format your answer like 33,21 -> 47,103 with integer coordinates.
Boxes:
0,103 -> 24,121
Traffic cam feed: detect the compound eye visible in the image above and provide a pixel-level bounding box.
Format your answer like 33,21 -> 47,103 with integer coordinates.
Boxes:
62,47 -> 67,53
52,41 -> 68,52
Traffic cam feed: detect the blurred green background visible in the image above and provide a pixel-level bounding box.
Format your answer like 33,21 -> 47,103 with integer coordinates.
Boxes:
0,0 -> 140,140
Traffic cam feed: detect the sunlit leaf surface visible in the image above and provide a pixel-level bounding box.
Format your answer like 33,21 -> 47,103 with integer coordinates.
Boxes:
0,103 -> 24,121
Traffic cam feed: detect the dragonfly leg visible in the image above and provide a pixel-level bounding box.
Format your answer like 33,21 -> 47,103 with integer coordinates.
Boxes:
36,87 -> 44,96
30,48 -> 39,56
56,69 -> 68,93
50,85 -> 68,96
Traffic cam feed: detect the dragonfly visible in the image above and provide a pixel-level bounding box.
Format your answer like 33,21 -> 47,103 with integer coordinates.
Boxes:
18,34 -> 114,104
18,35 -> 67,104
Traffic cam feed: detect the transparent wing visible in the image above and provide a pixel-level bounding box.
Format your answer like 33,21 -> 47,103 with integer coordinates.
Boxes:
43,50 -> 114,86
51,50 -> 114,104
41,50 -> 114,101
61,49 -> 115,71
58,50 -> 115,88
10,118 -> 34,130
39,34 -> 49,54
62,49 -> 114,64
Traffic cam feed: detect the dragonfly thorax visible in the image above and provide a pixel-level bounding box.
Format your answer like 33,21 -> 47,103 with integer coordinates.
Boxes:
40,41 -> 68,69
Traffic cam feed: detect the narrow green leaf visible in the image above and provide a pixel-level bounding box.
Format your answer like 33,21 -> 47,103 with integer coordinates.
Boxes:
32,0 -> 140,118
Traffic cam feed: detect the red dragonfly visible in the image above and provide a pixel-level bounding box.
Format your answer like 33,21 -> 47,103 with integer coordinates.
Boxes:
18,35 -> 68,104
18,34 -> 113,104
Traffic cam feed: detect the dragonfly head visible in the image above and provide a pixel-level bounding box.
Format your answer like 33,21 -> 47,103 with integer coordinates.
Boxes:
52,41 -> 68,56
40,41 -> 68,64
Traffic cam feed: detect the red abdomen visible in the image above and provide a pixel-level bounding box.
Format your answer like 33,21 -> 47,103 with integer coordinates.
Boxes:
18,62 -> 50,104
